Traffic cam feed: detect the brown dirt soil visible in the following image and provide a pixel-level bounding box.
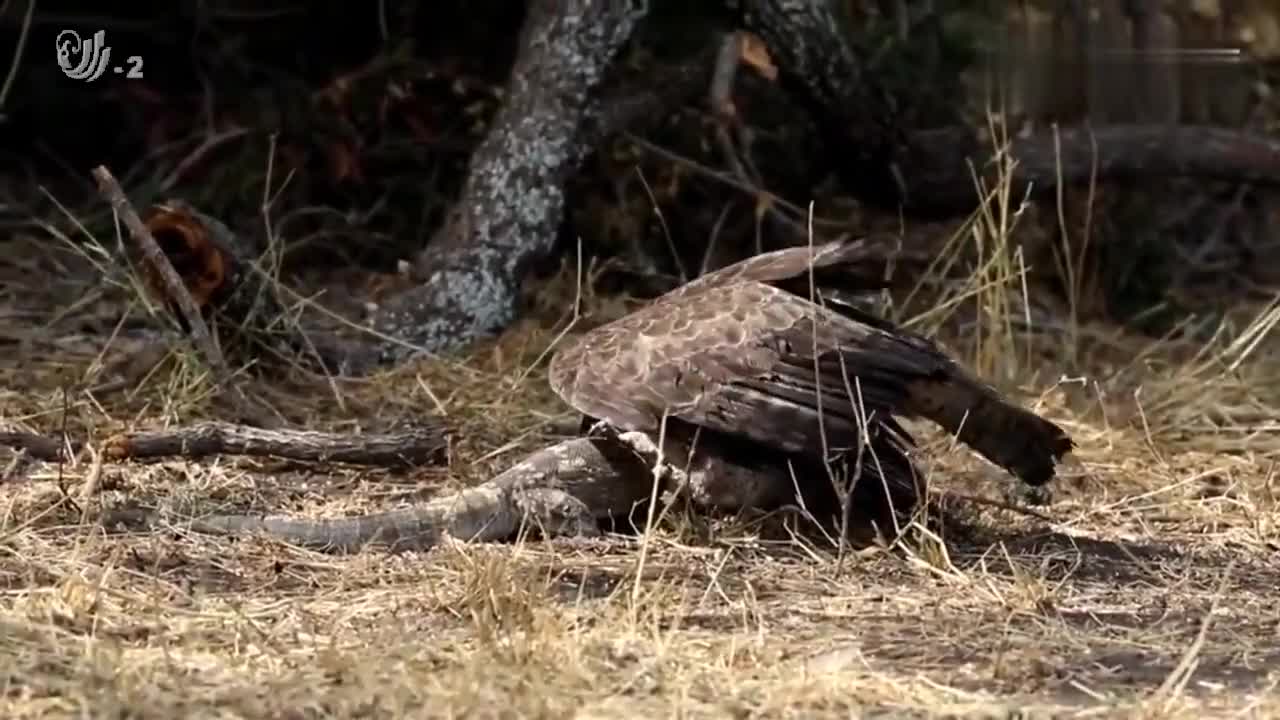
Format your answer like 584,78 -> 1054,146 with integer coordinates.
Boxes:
2,223 -> 1279,719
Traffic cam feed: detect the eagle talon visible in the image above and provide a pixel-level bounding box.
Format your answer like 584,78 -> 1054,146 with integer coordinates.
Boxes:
583,419 -> 677,481
585,418 -> 621,441
1005,483 -> 1054,507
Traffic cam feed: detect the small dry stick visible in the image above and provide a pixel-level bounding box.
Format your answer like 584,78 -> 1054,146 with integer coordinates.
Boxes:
938,490 -> 1055,523
103,420 -> 448,469
91,166 -> 274,426
91,165 -> 228,375
703,35 -> 830,245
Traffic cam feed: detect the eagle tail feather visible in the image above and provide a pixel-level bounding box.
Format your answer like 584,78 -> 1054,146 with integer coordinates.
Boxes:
905,375 -> 1073,486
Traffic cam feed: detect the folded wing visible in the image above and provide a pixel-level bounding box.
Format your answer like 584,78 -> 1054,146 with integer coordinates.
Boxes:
549,238 -> 1073,490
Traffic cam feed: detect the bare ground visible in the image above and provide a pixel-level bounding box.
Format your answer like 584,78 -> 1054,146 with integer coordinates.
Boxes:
2,231 -> 1280,719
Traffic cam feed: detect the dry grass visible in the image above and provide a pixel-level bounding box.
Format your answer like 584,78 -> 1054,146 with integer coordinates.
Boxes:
4,187 -> 1280,718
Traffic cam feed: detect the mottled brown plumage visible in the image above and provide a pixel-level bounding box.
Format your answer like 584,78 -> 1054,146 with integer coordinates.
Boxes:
549,237 -> 1075,528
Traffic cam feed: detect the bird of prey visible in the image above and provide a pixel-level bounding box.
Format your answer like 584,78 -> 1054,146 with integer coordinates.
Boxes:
548,236 -> 1075,533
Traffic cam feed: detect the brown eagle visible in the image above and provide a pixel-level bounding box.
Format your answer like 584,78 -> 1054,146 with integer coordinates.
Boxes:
548,237 -> 1074,533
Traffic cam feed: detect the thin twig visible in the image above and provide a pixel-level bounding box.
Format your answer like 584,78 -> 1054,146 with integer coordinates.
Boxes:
91,166 -> 228,374
0,0 -> 34,120
937,490 -> 1055,523
92,165 -> 275,426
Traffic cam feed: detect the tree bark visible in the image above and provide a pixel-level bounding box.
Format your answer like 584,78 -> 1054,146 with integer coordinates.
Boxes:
369,0 -> 651,360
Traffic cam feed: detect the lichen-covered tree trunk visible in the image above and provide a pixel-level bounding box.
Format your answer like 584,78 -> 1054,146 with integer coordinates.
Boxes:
370,0 -> 649,359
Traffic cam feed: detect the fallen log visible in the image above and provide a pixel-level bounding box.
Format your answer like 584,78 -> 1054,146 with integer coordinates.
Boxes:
898,124 -> 1280,216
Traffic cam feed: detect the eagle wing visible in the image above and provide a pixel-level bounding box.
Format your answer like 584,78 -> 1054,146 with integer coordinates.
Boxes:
549,236 -> 1073,487
549,280 -> 941,456
655,234 -> 926,306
